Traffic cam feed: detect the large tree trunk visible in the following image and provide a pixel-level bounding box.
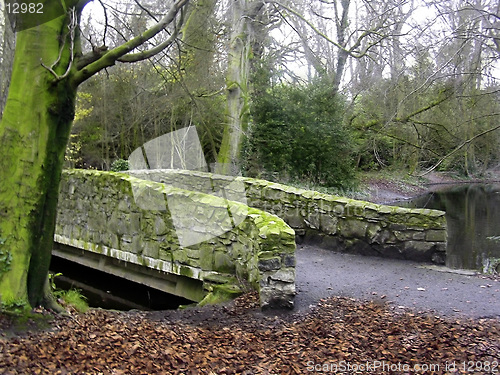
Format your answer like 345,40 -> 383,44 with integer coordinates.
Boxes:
0,16 -> 76,308
0,0 -> 188,310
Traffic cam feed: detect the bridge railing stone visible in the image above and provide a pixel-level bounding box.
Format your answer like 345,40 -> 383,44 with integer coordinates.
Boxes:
55,169 -> 296,310
127,169 -> 447,264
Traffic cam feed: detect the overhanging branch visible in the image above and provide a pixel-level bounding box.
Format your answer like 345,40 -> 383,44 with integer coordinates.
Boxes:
117,8 -> 185,63
40,7 -> 77,82
71,0 -> 190,86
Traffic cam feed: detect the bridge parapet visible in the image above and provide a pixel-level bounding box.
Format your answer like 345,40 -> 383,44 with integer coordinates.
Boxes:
127,169 -> 447,264
55,170 -> 296,310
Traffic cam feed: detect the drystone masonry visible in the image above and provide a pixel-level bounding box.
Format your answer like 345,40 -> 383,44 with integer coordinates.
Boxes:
128,169 -> 448,264
55,170 -> 296,310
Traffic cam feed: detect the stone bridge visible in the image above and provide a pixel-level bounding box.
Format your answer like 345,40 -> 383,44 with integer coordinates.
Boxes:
54,169 -> 447,310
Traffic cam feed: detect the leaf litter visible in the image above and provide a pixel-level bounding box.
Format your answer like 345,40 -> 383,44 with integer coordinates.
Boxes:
0,292 -> 499,374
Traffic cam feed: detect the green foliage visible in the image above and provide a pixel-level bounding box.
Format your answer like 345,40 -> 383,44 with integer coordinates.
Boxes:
245,79 -> 356,189
0,299 -> 29,315
49,272 -> 89,313
350,62 -> 500,176
72,61 -> 226,170
48,272 -> 62,291
64,134 -> 83,168
55,289 -> 89,313
110,159 -> 129,172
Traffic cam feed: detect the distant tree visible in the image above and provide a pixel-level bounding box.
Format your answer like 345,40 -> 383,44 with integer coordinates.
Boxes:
217,0 -> 267,174
348,0 -> 500,175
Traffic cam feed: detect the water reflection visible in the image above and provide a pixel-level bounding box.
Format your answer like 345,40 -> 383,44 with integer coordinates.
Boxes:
403,184 -> 500,270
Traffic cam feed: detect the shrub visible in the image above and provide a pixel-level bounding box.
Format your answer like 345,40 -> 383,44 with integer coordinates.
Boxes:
245,79 -> 356,189
110,159 -> 129,172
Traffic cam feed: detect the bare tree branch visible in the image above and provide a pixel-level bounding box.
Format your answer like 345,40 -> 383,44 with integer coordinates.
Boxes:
72,0 -> 190,86
41,8 -> 77,81
417,122 -> 500,177
117,8 -> 185,63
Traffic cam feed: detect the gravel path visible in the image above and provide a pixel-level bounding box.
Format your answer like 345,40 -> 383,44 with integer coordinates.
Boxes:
294,245 -> 500,319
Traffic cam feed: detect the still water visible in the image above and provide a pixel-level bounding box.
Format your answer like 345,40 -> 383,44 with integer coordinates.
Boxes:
402,183 -> 500,271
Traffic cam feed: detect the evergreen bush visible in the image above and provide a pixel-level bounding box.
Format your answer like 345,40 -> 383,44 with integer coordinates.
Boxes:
245,79 -> 356,189
110,159 -> 129,172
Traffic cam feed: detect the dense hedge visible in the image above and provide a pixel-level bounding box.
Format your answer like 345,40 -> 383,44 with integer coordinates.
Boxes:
244,79 -> 356,189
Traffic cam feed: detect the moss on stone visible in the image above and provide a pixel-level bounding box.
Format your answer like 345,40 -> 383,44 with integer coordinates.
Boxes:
178,265 -> 195,278
214,251 -> 236,273
198,283 -> 243,306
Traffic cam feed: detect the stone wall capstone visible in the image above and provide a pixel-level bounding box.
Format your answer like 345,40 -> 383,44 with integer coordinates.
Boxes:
55,169 -> 296,310
127,169 -> 447,264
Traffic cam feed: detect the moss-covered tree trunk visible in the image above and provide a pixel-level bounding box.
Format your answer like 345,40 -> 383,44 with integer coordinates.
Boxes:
217,0 -> 263,174
0,15 -> 77,308
0,5 -> 16,115
0,0 -> 189,309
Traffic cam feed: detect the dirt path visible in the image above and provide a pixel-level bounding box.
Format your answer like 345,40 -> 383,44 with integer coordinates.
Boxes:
294,245 -> 500,319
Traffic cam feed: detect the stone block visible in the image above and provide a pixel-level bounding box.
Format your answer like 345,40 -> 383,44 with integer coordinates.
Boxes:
338,219 -> 367,238
388,223 -> 407,231
366,223 -> 381,242
344,202 -> 366,217
258,257 -> 281,271
320,214 -> 337,235
214,251 -> 235,273
305,212 -> 321,230
284,213 -> 305,229
118,199 -> 130,211
159,249 -> 172,262
142,241 -> 159,258
394,230 -> 414,241
362,206 -> 382,220
264,268 -> 295,283
412,231 -> 426,240
425,230 -> 446,242
186,248 -> 200,260
172,248 -> 188,264
281,254 -> 296,267
154,217 -> 168,236
199,246 -> 214,269
109,233 -> 120,250
259,286 -> 295,310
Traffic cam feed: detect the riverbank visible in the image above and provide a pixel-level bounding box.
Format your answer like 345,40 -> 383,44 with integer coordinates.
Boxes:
357,170 -> 491,204
359,168 -> 500,206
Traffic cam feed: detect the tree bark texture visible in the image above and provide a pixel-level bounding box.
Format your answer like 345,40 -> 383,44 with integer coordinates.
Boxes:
218,0 -> 263,174
0,15 -> 77,307
0,0 -> 188,309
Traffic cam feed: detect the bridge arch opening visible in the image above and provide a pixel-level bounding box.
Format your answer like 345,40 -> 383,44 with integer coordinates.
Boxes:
50,254 -> 196,311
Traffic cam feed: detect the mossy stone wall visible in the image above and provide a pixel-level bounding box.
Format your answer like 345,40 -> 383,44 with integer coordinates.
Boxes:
128,169 -> 447,263
55,170 -> 296,310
